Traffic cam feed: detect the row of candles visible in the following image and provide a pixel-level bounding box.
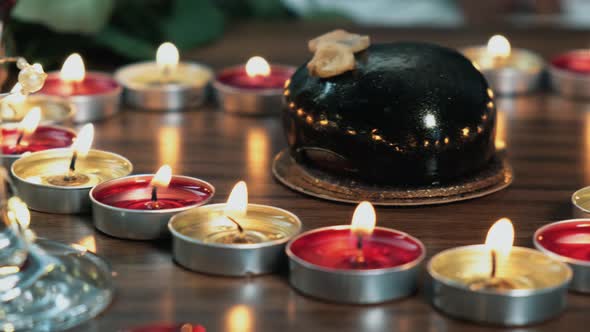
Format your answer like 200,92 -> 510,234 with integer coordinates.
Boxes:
4,34 -> 590,127
2,36 -> 590,329
463,34 -> 590,97
2,113 -> 590,326
1,42 -> 293,125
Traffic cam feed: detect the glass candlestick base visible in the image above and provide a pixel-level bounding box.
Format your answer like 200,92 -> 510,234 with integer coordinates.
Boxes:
0,238 -> 114,331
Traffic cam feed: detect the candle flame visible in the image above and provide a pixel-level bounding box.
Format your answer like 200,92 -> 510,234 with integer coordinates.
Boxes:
225,181 -> 248,216
485,218 -> 514,256
486,35 -> 511,58
245,56 -> 271,77
18,107 -> 41,135
59,53 -> 85,83
351,201 -> 376,237
72,123 -> 94,157
150,164 -> 173,188
7,196 -> 30,230
156,42 -> 179,70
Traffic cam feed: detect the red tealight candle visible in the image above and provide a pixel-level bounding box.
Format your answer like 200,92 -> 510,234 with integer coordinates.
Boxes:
290,227 -> 423,270
535,219 -> 590,262
90,165 -> 215,240
534,219 -> 590,293
551,50 -> 590,74
217,56 -> 293,90
214,56 -> 295,115
36,53 -> 122,122
286,202 -> 425,304
1,125 -> 75,155
92,168 -> 213,210
0,107 -> 75,169
124,323 -> 206,332
549,49 -> 590,99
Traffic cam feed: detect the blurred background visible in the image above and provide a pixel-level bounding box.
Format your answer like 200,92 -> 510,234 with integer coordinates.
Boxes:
1,0 -> 590,69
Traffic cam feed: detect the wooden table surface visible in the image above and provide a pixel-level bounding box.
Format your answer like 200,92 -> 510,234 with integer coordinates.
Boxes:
33,22 -> 590,331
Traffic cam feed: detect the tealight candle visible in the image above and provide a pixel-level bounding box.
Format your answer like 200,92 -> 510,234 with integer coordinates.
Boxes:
1,85 -> 75,125
461,35 -> 544,95
11,124 -> 133,213
550,49 -> 590,99
0,107 -> 76,169
123,323 -> 206,332
534,219 -> 590,293
37,53 -> 122,123
571,186 -> 590,218
286,202 -> 424,304
168,181 -> 302,276
90,164 -> 215,240
213,56 -> 295,115
115,42 -> 213,111
427,218 -> 572,326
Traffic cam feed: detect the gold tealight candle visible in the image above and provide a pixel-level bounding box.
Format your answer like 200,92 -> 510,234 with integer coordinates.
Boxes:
427,218 -> 572,326
115,42 -> 213,111
168,181 -> 302,276
11,124 -> 133,214
461,34 -> 544,95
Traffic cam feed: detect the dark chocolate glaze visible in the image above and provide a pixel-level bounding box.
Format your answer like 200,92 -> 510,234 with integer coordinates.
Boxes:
283,42 -> 496,186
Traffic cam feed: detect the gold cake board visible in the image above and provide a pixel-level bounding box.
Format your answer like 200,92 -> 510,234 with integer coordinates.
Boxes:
272,149 -> 513,206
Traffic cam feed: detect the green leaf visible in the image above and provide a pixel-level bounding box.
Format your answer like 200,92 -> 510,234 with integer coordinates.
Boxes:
94,26 -> 156,60
160,0 -> 224,50
12,0 -> 115,34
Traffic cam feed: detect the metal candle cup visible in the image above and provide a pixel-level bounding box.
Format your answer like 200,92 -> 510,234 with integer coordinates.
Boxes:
11,148 -> 133,214
214,57 -> 295,115
0,94 -> 75,125
427,245 -> 572,326
90,174 -> 215,240
115,61 -> 213,111
0,124 -> 76,170
168,203 -> 302,276
534,219 -> 590,293
571,186 -> 590,218
37,71 -> 122,123
286,225 -> 425,304
461,46 -> 544,95
550,49 -> 590,99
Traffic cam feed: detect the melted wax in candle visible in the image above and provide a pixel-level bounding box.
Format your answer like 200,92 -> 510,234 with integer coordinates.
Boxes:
217,67 -> 293,90
290,228 -> 422,270
1,126 -> 75,155
552,51 -> 590,74
39,73 -> 119,96
536,220 -> 590,261
93,177 -> 213,210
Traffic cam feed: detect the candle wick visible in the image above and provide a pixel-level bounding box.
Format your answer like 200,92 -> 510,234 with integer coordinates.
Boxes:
160,66 -> 172,84
151,186 -> 158,202
226,216 -> 244,234
15,131 -> 24,146
490,249 -> 497,279
69,151 -> 78,173
353,234 -> 366,266
64,151 -> 78,181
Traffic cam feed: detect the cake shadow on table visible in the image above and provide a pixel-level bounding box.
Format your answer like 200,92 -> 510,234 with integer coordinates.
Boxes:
274,31 -> 512,206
